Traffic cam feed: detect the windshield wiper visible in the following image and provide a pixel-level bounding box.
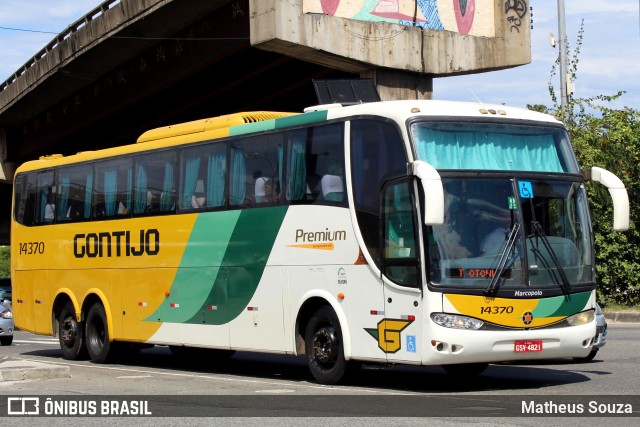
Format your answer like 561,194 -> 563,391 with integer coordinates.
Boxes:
530,221 -> 572,296
484,222 -> 520,296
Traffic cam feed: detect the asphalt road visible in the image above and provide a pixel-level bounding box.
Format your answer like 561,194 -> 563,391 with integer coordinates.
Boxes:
1,324 -> 639,425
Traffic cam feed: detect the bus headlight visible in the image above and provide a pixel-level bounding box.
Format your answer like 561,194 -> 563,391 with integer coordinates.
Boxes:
432,313 -> 484,330
566,310 -> 595,326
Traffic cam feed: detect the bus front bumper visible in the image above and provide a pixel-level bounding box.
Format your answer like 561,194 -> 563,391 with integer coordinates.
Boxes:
424,321 -> 595,365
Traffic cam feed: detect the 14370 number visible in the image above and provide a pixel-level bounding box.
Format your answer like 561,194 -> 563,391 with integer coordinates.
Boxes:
480,306 -> 514,315
19,241 -> 45,255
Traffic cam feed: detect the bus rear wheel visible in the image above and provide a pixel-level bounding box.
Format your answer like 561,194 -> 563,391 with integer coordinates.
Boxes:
85,302 -> 113,363
305,306 -> 347,385
59,302 -> 86,360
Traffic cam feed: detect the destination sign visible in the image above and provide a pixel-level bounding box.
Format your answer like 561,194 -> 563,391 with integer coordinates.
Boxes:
446,268 -> 511,279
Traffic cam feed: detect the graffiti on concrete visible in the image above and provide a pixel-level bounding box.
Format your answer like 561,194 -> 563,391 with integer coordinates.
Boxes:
504,0 -> 528,33
305,0 -> 507,37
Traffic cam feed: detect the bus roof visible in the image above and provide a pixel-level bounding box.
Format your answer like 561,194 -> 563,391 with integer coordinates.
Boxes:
15,100 -> 563,173
316,100 -> 562,125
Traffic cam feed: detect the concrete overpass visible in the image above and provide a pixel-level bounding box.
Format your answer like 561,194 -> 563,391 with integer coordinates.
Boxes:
0,0 -> 531,244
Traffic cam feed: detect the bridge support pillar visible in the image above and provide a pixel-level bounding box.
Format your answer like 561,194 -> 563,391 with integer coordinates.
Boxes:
361,68 -> 433,101
0,129 -> 15,183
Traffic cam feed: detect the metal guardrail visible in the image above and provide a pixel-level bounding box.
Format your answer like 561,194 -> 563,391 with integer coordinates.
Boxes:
0,0 -> 121,93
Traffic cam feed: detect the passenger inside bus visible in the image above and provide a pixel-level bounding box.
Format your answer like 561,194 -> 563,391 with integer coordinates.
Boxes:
66,193 -> 83,220
320,164 -> 344,201
145,190 -> 159,213
255,177 -> 270,203
44,193 -> 55,222
190,180 -> 206,208
479,215 -> 511,256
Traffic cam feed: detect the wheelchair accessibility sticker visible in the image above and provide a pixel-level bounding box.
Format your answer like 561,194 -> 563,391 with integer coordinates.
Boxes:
519,181 -> 534,199
406,335 -> 416,353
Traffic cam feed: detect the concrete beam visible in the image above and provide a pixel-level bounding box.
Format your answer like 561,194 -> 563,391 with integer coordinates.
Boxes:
0,0 -> 233,126
249,0 -> 530,78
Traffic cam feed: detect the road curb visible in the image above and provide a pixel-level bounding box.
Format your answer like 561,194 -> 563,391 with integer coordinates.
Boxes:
603,311 -> 640,323
0,359 -> 70,382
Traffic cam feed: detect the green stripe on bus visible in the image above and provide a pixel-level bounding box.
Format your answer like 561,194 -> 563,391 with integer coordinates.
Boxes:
144,211 -> 241,323
531,291 -> 591,318
188,206 -> 288,325
229,120 -> 277,136
228,110 -> 329,136
145,207 -> 288,325
274,110 -> 328,128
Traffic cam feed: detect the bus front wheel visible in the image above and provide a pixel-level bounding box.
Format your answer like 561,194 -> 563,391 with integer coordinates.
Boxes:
305,306 -> 347,385
573,348 -> 598,362
85,303 -> 113,363
59,302 -> 86,360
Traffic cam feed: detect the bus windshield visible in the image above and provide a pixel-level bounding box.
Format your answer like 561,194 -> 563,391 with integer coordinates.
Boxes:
410,120 -> 594,291
424,176 -> 594,290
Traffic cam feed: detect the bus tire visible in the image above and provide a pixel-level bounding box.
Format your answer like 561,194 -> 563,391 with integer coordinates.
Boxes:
442,363 -> 489,377
573,348 -> 598,362
85,302 -> 113,363
305,306 -> 347,385
58,302 -> 87,360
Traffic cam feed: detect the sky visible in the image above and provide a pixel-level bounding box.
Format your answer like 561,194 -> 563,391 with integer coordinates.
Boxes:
1,0 -> 639,111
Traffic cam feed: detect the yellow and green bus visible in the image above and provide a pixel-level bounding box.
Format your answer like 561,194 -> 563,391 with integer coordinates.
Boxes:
11,100 -> 629,384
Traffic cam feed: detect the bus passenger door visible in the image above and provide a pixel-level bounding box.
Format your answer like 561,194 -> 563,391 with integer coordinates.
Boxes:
380,178 -> 423,364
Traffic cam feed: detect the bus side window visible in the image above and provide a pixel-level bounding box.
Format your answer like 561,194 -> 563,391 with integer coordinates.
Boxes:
135,151 -> 177,215
244,135 -> 281,206
13,173 -> 36,226
94,158 -> 132,219
350,119 -> 408,269
286,124 -> 345,205
382,179 -> 419,288
57,164 -> 93,222
35,171 -> 55,225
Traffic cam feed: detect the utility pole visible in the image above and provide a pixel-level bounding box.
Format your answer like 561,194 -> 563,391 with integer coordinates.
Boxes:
557,0 -> 569,116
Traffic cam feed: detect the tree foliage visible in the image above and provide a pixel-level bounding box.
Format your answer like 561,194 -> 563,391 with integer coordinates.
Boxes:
528,21 -> 639,306
0,247 -> 9,278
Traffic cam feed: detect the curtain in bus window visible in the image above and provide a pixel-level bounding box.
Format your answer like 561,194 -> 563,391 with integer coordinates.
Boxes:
287,135 -> 306,201
84,173 -> 93,219
134,166 -> 148,214
12,175 -> 26,225
39,187 -> 49,223
182,156 -> 201,209
22,174 -> 37,226
207,152 -> 225,207
278,144 -> 283,192
160,162 -> 174,212
58,176 -> 70,221
230,148 -> 246,205
414,128 -> 563,172
103,169 -> 117,216
125,168 -> 132,213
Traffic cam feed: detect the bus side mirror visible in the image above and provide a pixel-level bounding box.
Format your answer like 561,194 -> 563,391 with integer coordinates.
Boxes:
582,166 -> 630,231
410,160 -> 444,226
